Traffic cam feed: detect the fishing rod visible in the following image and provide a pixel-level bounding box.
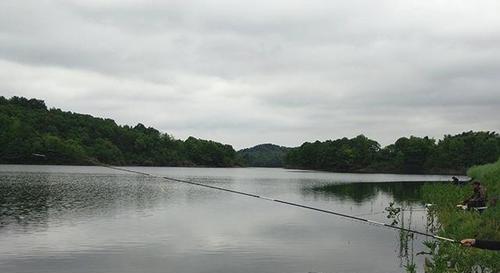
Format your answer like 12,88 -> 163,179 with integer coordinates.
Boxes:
31,153 -> 456,242
85,159 -> 457,243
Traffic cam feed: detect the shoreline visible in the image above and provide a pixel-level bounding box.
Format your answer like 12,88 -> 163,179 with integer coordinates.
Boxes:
0,163 -> 467,176
419,159 -> 499,272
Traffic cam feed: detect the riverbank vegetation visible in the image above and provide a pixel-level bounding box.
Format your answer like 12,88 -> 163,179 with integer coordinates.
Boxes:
2,96 -> 499,174
285,133 -> 500,174
0,96 -> 239,166
421,159 -> 500,272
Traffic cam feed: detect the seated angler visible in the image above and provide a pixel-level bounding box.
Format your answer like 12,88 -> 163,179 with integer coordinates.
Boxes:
462,181 -> 487,209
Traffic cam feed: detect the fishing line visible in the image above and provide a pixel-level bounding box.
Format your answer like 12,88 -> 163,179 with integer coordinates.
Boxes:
31,153 -> 457,243
86,159 -> 457,243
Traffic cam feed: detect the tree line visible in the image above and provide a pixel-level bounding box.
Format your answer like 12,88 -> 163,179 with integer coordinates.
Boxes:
0,96 -> 239,167
285,133 -> 500,174
237,144 -> 290,167
2,96 -> 499,173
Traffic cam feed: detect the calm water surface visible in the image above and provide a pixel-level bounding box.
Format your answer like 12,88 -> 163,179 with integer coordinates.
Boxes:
0,165 -> 465,273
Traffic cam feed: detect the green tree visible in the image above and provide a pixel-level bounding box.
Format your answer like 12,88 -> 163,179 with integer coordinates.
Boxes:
0,96 -> 239,167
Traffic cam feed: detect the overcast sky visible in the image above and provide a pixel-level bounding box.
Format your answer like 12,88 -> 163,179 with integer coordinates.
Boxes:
1,1 -> 499,149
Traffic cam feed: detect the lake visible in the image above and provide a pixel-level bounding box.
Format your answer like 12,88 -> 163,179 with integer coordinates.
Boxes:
0,165 -> 465,273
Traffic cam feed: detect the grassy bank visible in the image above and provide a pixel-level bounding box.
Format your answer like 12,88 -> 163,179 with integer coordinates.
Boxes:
421,159 -> 499,272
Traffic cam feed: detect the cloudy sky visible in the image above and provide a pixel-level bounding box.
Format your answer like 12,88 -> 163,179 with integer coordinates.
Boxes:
1,1 -> 499,149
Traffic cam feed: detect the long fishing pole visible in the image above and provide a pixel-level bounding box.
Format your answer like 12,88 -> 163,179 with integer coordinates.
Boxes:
87,159 -> 457,243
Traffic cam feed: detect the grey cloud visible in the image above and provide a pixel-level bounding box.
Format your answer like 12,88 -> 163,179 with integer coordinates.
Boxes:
0,0 -> 499,149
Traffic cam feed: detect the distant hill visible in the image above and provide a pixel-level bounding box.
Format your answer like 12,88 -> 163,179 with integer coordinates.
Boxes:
238,144 -> 291,167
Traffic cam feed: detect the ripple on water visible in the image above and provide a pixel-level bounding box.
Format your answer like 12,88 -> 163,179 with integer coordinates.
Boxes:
0,166 -> 453,273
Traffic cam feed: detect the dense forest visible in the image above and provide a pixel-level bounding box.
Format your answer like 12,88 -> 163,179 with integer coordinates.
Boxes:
285,133 -> 500,174
0,96 -> 240,167
237,144 -> 290,167
1,96 -> 499,174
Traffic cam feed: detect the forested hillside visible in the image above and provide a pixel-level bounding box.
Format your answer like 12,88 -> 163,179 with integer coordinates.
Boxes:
285,133 -> 500,174
1,96 -> 499,173
237,144 -> 290,167
0,96 -> 240,166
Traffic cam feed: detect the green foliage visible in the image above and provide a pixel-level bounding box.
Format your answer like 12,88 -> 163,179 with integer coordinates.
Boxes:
385,202 -> 402,226
237,144 -> 290,167
427,131 -> 500,173
421,158 -> 500,272
184,136 -> 238,167
286,135 -> 380,172
468,159 -> 500,197
3,95 -> 500,174
0,96 -> 239,167
285,132 -> 500,174
383,203 -> 418,273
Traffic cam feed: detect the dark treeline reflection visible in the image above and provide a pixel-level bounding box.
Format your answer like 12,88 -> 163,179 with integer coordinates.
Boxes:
303,182 -> 430,204
0,173 -> 171,230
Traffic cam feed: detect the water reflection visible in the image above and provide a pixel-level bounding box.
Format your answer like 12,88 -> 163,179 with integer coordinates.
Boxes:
0,166 -> 455,273
303,182 -> 431,204
0,172 -> 172,231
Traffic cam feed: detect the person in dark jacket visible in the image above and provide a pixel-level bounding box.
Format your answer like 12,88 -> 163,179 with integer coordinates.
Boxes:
460,239 -> 500,250
451,176 -> 464,185
462,181 -> 487,208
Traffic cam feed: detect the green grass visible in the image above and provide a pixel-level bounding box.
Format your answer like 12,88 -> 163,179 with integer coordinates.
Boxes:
468,159 -> 500,197
421,158 -> 500,272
